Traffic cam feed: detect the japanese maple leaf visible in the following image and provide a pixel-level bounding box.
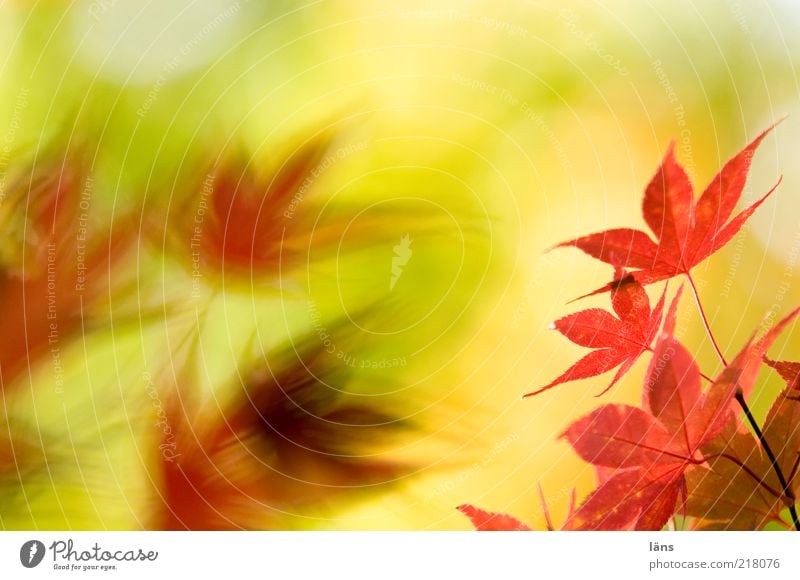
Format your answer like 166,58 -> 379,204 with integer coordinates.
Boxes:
763,358 -> 800,495
525,276 -> 665,397
554,123 -> 781,297
685,422 -> 783,530
686,314 -> 800,530
763,394 -> 800,500
764,357 -> 800,392
179,132 -> 334,279
559,300 -> 800,530
457,485 -> 577,531
560,330 -> 706,529
456,505 -> 532,531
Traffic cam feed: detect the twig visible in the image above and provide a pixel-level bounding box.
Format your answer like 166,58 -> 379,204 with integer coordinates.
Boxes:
735,391 -> 800,530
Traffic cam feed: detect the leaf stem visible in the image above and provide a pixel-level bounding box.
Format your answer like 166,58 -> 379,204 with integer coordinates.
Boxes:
698,371 -> 714,384
685,271 -> 728,367
734,391 -> 800,531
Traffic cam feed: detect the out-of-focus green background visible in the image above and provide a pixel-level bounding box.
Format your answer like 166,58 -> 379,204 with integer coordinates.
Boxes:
1,0 -> 799,529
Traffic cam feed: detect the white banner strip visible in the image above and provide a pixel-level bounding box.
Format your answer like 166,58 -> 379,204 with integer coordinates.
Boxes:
1,531 -> 799,579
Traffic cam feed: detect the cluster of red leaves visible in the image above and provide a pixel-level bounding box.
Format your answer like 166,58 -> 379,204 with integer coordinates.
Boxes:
460,123 -> 800,531
0,130 -> 420,529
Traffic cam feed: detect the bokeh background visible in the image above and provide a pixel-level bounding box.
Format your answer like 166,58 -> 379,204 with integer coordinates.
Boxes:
1,0 -> 799,530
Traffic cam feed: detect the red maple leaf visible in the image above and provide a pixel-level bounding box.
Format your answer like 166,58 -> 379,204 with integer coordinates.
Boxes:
685,311 -> 800,531
764,357 -> 800,392
525,276 -> 665,397
457,504 -> 531,531
554,123 -> 781,297
180,133 -> 334,279
457,484 -> 577,531
559,299 -> 799,530
762,352 -> 800,491
683,422 -> 783,530
762,391 -> 800,499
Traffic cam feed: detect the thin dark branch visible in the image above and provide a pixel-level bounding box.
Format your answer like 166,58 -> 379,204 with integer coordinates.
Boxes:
735,391 -> 800,531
